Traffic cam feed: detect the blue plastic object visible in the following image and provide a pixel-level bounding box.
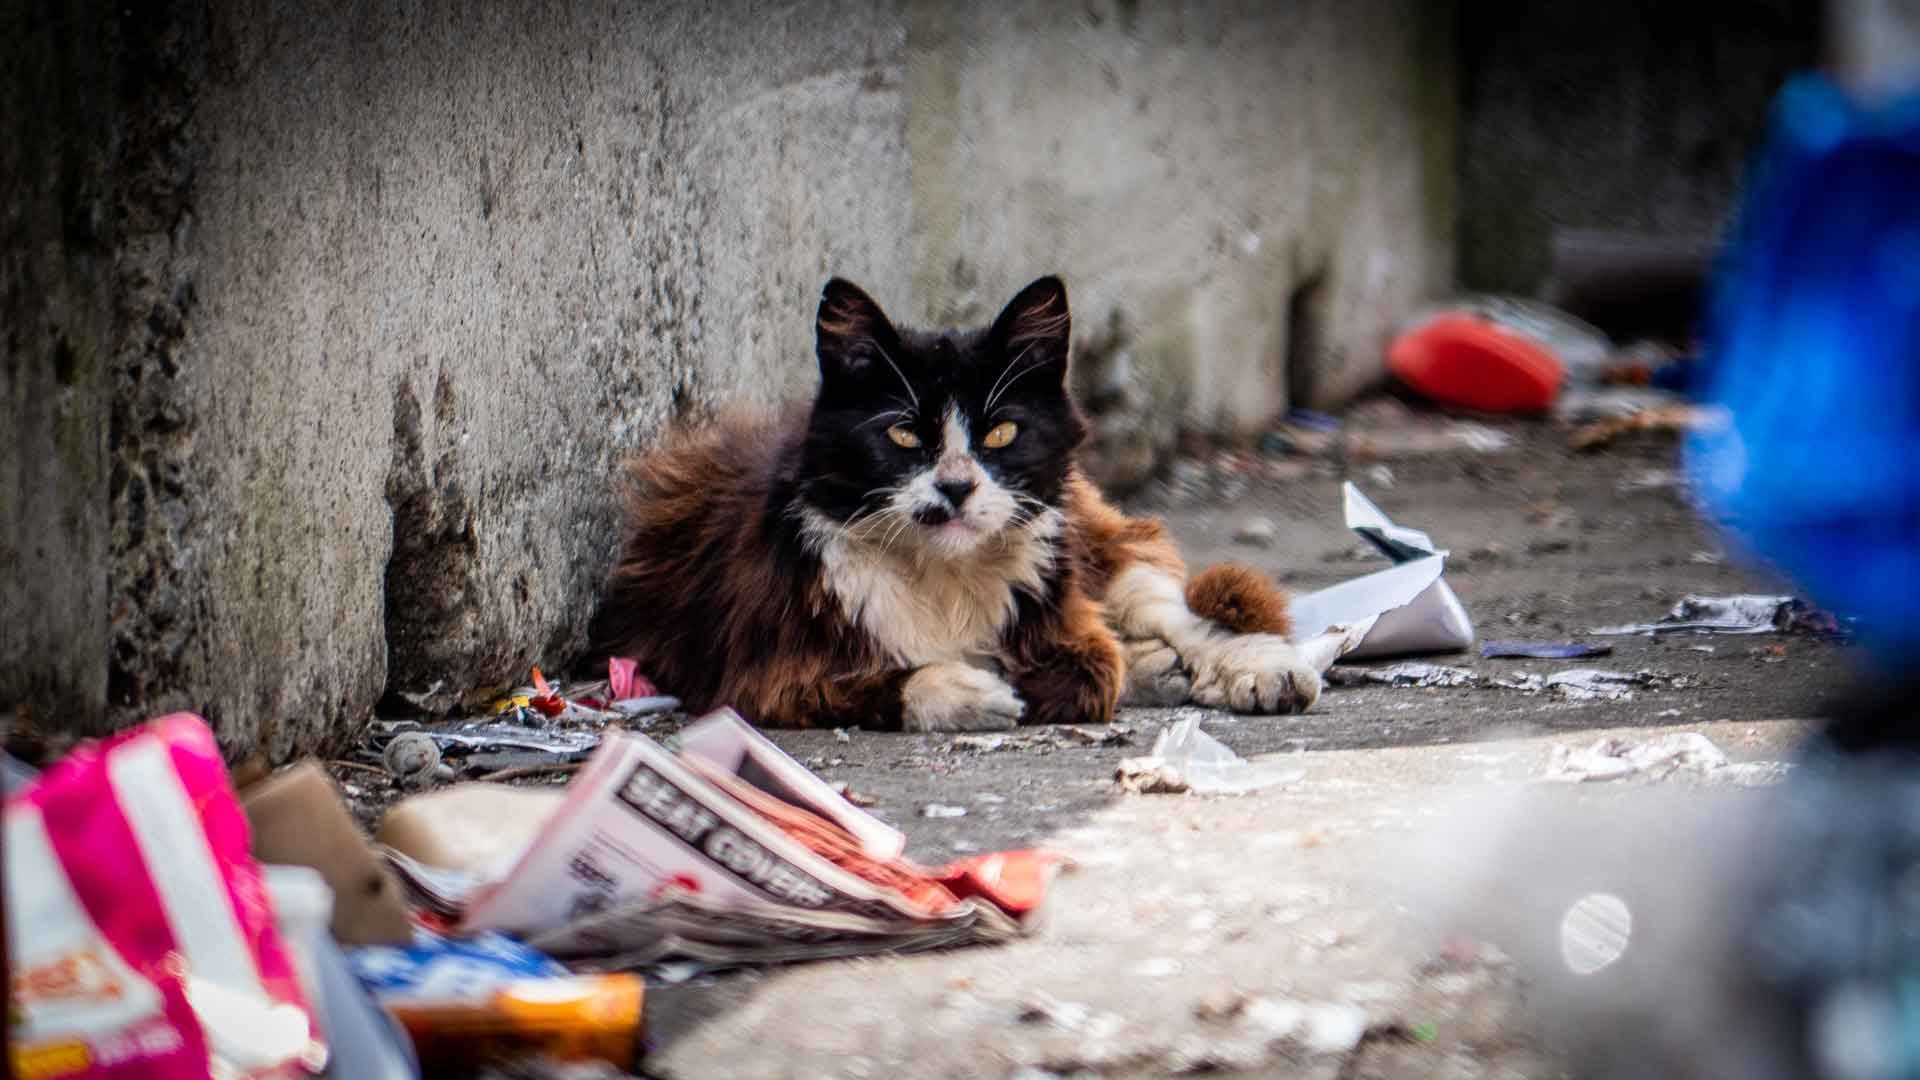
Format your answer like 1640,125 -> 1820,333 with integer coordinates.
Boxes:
1687,75 -> 1920,667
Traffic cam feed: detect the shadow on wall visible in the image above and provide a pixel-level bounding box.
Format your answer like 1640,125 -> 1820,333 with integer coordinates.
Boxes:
1457,0 -> 1821,297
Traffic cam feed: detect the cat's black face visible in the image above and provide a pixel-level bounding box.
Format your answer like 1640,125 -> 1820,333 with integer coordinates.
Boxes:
799,276 -> 1087,558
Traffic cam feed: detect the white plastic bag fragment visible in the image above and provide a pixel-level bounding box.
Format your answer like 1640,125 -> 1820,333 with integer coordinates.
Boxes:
1288,484 -> 1475,662
1116,715 -> 1304,795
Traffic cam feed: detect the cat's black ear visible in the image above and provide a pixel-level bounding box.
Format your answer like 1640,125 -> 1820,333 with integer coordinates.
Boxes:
816,278 -> 902,385
988,276 -> 1071,377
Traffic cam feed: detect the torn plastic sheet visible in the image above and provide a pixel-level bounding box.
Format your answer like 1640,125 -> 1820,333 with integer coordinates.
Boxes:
1544,732 -> 1792,785
1542,669 -> 1671,702
1288,483 -> 1474,662
1116,715 -> 1304,795
1590,594 -> 1836,636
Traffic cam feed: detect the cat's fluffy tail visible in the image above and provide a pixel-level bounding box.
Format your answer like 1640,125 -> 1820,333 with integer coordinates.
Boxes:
1185,563 -> 1293,638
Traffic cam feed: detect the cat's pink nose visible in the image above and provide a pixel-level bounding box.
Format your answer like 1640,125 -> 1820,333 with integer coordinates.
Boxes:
934,478 -> 976,508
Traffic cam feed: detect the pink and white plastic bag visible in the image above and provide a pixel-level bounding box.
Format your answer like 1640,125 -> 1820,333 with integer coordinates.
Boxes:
6,713 -> 324,1079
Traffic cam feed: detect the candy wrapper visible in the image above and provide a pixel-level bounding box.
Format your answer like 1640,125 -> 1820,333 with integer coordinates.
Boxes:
6,714 -> 324,1079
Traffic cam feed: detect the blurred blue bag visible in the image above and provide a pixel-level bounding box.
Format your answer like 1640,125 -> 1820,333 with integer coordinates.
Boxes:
1687,75 -> 1920,667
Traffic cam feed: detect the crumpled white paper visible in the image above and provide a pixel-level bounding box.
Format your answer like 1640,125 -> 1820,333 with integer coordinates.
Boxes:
1288,483 -> 1475,666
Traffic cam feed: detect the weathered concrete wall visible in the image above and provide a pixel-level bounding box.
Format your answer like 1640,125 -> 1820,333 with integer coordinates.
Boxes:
2,1 -> 117,735
7,0 -> 910,758
1457,0 -> 1821,297
909,0 -> 1458,489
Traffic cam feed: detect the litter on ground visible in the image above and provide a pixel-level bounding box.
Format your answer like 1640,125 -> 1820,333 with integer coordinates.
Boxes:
1115,715 -> 1305,795
1591,594 -> 1845,637
1543,732 -> 1792,786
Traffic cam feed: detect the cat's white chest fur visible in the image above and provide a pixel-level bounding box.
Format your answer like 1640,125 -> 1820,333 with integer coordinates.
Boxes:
801,510 -> 1062,667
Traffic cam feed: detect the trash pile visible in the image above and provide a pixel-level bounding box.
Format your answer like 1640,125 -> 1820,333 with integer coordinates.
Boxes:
1323,662 -> 1687,703
6,704 -> 1064,1077
360,663 -> 684,790
1384,292 -> 1706,450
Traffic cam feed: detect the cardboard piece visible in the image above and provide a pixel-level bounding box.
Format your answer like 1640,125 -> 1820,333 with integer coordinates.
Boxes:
1287,483 -> 1474,661
242,762 -> 416,947
374,783 -> 566,877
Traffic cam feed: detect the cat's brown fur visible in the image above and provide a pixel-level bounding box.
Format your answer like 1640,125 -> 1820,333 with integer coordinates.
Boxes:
596,419 -> 1296,729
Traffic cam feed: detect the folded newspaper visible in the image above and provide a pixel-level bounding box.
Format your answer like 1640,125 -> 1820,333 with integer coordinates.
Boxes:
382,710 -> 1065,975
1288,482 -> 1475,662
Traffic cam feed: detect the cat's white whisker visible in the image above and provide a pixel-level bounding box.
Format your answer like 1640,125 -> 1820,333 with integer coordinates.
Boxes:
986,353 -> 1052,415
984,341 -> 1041,414
864,338 -> 920,410
853,409 -> 911,432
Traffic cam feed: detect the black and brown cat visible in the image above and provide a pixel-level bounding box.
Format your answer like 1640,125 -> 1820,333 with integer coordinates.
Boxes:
588,276 -> 1320,730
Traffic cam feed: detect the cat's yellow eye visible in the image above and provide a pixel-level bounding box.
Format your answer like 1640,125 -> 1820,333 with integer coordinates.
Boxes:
984,421 -> 1018,449
886,424 -> 921,449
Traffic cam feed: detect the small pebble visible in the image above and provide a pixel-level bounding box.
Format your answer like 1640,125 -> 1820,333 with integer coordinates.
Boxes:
383,732 -> 441,787
1233,517 -> 1277,547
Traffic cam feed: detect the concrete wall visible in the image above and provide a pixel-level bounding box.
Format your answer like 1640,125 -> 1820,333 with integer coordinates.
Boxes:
910,0 -> 1458,489
7,0 -> 910,758
5,0 -> 1457,757
2,1 -> 117,736
1457,0 -> 1821,297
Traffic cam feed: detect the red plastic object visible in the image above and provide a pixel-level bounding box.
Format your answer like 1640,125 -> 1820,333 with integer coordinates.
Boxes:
1387,313 -> 1565,413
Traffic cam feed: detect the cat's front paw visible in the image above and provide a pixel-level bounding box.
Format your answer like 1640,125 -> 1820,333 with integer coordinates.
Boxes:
901,662 -> 1026,732
1119,637 -> 1191,707
1189,634 -> 1321,715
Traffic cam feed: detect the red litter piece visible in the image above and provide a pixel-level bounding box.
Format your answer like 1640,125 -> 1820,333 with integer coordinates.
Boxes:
1387,313 -> 1565,414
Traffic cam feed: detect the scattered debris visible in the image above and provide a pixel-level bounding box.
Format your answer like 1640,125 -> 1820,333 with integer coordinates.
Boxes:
1569,404 -> 1706,451
1555,385 -> 1687,425
476,761 -> 585,784
1592,594 -> 1843,636
1233,516 -> 1278,547
949,725 -> 1133,752
1327,662 -> 1482,689
1115,715 -> 1304,796
374,719 -> 603,758
1617,467 -> 1682,492
829,781 -> 878,807
1327,663 -> 1680,701
1544,732 -> 1792,785
608,696 -> 681,720
1016,992 -> 1100,1033
1481,641 -> 1613,660
922,803 -> 969,819
1544,668 -> 1682,702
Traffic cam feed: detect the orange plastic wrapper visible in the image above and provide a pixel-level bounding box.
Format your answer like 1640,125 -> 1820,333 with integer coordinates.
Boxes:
385,973 -> 643,1074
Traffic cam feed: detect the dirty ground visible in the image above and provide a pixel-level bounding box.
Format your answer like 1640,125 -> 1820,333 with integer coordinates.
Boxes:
346,417 -> 1852,1078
